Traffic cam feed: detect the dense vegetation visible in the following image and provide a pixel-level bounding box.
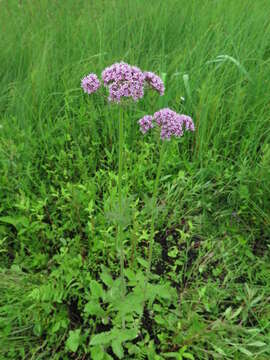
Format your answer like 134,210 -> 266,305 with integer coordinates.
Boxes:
1,0 -> 270,359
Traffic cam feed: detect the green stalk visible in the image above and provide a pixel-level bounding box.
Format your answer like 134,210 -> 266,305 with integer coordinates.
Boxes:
146,140 -> 166,280
138,141 -> 166,326
118,106 -> 125,326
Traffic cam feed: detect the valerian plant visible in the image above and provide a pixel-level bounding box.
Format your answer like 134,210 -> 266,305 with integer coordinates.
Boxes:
81,61 -> 194,358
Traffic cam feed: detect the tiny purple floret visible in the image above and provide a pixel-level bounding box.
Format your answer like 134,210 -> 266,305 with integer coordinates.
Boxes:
81,73 -> 101,94
144,71 -> 165,96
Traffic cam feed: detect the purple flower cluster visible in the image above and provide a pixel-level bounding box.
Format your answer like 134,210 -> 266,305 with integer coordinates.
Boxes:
102,62 -> 145,102
138,108 -> 195,140
144,71 -> 165,95
81,73 -> 101,94
138,115 -> 154,134
81,62 -> 165,103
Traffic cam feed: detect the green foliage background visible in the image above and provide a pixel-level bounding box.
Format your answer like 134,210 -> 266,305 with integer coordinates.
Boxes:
0,0 -> 270,359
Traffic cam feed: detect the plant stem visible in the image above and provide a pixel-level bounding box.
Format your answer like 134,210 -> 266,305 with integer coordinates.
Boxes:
138,141 -> 166,326
118,106 -> 125,326
146,140 -> 166,281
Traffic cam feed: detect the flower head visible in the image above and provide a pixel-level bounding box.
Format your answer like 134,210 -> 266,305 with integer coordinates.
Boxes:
81,73 -> 101,94
144,71 -> 165,95
138,108 -> 195,140
102,62 -> 145,103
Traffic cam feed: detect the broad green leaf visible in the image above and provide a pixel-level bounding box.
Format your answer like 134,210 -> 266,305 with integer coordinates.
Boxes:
100,267 -> 114,287
66,329 -> 81,352
156,284 -> 175,300
111,327 -> 138,342
111,340 -> 124,359
90,280 -> 104,298
124,268 -> 137,283
90,331 -> 112,346
155,315 -> 166,325
85,301 -> 105,316
116,292 -> 144,316
90,345 -> 105,360
0,216 -> 29,229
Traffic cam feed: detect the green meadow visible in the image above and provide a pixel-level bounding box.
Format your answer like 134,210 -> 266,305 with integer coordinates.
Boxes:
1,0 -> 270,358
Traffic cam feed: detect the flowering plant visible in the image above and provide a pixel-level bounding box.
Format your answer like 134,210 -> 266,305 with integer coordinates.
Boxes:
81,61 -> 194,331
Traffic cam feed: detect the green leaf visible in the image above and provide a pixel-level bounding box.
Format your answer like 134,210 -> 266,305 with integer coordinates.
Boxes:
212,345 -> 226,356
124,268 -> 137,283
90,331 -> 112,346
164,351 -> 181,359
104,355 -> 114,360
85,301 -> 105,316
66,329 -> 81,352
110,327 -> 138,343
127,344 -> 140,355
90,345 -> 105,360
137,257 -> 148,268
156,284 -> 175,300
111,340 -> 124,359
183,353 -> 195,360
230,306 -> 243,320
100,267 -> 114,287
0,216 -> 29,229
116,292 -> 144,316
248,341 -> 266,347
90,280 -> 104,298
238,347 -> 253,357
155,315 -> 166,325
